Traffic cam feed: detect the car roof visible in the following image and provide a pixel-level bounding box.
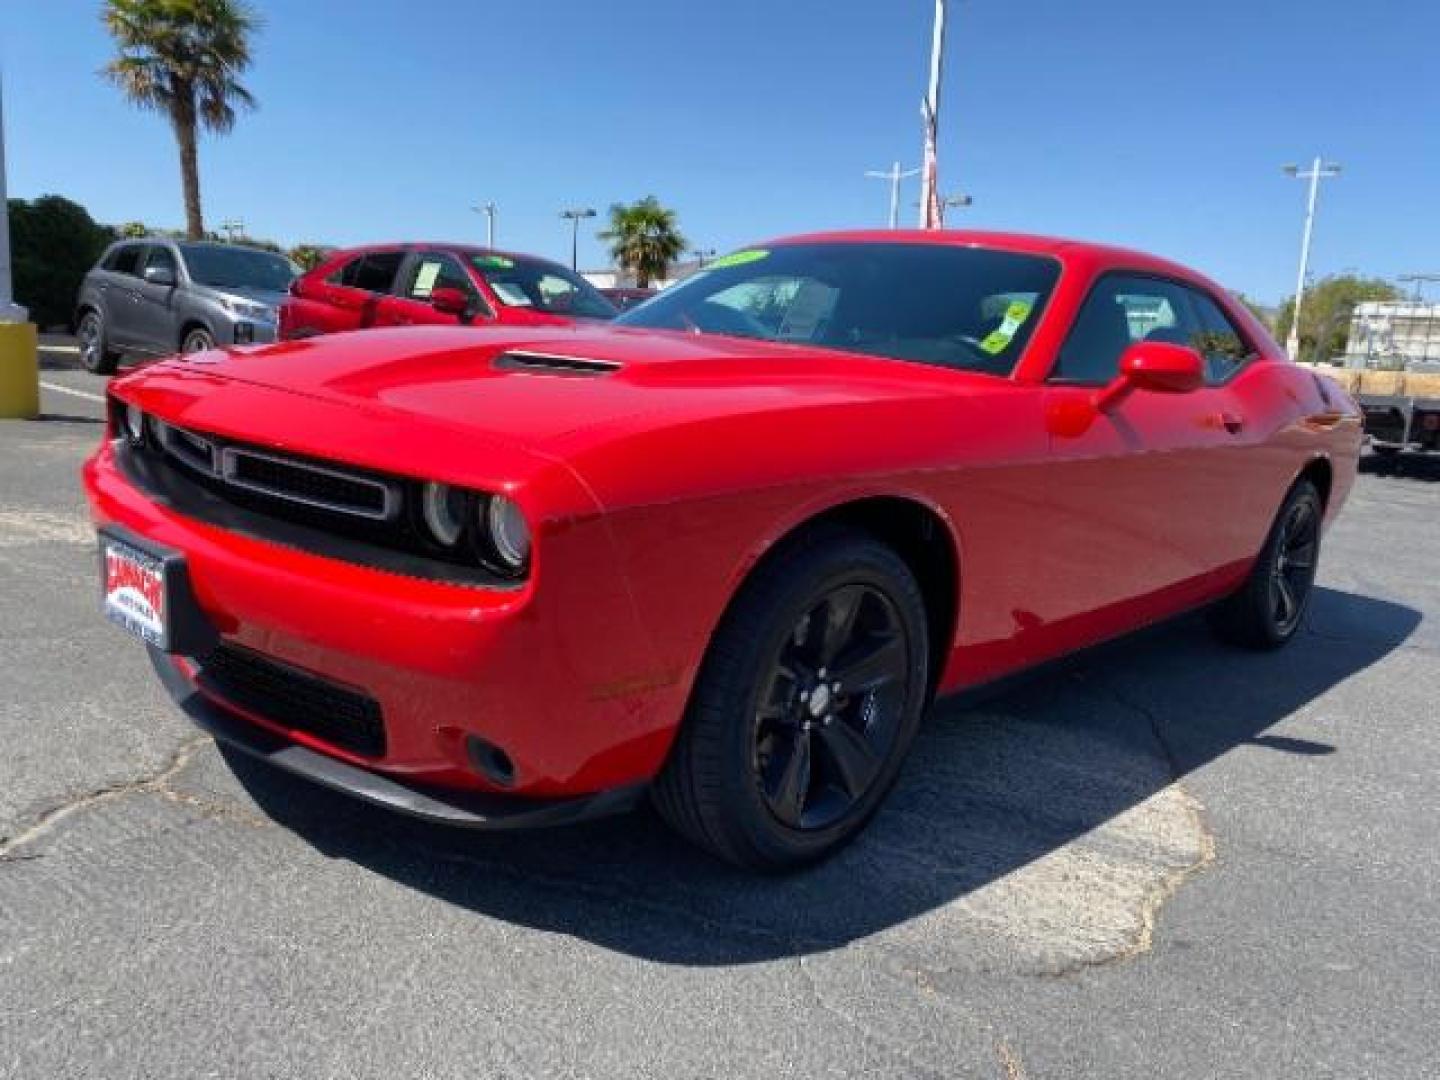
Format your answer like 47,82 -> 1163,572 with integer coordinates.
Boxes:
320,242 -> 565,266
761,229 -> 1203,280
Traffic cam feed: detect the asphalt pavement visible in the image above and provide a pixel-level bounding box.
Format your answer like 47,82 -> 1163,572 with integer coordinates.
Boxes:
2,344 -> 1437,1078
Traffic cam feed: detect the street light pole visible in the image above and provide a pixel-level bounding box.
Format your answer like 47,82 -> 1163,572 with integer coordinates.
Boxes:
918,0 -> 948,229
472,202 -> 496,248
865,162 -> 920,229
559,208 -> 596,272
1283,157 -> 1341,360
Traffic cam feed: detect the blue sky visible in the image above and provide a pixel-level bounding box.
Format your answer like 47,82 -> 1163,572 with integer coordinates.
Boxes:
4,0 -> 1438,302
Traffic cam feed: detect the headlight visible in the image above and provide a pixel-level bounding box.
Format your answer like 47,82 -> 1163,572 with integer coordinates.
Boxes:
221,296 -> 273,321
484,495 -> 530,572
421,482 -> 468,547
123,403 -> 145,444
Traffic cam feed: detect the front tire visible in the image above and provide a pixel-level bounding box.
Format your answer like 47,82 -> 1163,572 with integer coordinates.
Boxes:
653,527 -> 930,870
1210,479 -> 1323,650
77,310 -> 119,375
182,327 -> 216,354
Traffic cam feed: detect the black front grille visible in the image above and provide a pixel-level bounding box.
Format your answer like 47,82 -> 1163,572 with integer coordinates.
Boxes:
198,645 -> 386,757
223,449 -> 391,518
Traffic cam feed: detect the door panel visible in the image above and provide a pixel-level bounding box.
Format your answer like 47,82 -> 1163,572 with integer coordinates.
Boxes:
1023,270 -> 1264,659
133,246 -> 180,352
101,245 -> 146,347
313,250 -> 406,332
376,251 -> 487,327
1039,383 -> 1252,633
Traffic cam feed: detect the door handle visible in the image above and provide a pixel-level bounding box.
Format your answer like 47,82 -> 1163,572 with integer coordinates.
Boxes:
1219,411 -> 1244,434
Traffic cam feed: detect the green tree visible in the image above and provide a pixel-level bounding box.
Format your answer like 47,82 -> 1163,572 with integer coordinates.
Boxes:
1231,292 -> 1274,331
1274,274 -> 1402,362
288,244 -> 330,271
101,0 -> 260,240
598,196 -> 687,288
7,196 -> 116,329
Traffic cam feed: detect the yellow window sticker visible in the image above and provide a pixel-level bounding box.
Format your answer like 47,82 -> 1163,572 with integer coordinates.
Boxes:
708,249 -> 769,270
979,300 -> 1034,354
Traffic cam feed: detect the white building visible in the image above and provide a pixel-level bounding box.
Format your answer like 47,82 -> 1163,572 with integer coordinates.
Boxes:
1344,300 -> 1440,367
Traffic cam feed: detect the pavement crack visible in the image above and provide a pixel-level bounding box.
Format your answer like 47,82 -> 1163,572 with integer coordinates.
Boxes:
996,1038 -> 1027,1080
0,735 -> 211,862
1024,678 -> 1219,977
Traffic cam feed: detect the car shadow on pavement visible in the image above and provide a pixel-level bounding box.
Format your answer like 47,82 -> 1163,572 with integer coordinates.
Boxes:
222,585 -> 1420,965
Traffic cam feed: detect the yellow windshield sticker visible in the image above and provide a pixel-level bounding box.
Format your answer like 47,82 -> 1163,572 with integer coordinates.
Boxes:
708,249 -> 769,270
979,300 -> 1034,354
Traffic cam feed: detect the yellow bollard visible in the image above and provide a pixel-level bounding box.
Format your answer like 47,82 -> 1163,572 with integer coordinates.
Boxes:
0,321 -> 40,419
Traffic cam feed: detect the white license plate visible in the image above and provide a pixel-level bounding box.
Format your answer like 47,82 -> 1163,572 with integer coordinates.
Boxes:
101,535 -> 171,650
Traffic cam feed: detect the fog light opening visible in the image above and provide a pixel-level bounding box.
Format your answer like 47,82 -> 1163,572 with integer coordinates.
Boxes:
466,736 -> 516,788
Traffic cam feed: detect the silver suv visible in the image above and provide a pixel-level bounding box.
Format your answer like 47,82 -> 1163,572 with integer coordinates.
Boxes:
74,239 -> 297,374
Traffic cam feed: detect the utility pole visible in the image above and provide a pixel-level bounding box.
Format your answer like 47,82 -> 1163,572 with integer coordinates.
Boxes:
559,207 -> 596,272
472,202 -> 497,248
1282,157 -> 1341,360
220,218 -> 244,243
918,0 -> 948,228
690,247 -> 716,268
865,162 -> 920,229
1398,273 -> 1440,302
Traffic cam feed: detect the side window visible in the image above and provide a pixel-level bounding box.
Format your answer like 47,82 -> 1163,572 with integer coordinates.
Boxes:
401,253 -> 477,302
1184,289 -> 1253,384
144,246 -> 177,278
105,245 -> 144,277
328,251 -> 406,293
1052,273 -> 1202,383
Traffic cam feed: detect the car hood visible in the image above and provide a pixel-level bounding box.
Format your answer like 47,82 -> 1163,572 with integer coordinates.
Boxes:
148,324 -> 998,452
201,284 -> 289,309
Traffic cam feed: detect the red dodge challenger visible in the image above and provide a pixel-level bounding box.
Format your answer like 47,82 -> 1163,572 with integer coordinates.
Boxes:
85,231 -> 1362,869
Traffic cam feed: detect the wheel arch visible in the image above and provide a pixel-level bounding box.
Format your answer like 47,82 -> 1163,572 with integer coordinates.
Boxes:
723,492 -> 963,698
1297,455 -> 1333,509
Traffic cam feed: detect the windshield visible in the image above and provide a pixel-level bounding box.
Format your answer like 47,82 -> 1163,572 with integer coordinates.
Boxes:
469,255 -> 616,320
180,245 -> 297,292
616,242 -> 1061,375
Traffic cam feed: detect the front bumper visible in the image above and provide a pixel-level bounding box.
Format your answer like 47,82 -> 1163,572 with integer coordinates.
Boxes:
149,647 -> 644,828
85,433 -> 685,804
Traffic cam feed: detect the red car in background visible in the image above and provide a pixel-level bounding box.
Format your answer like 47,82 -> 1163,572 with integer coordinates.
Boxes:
87,231 -> 1361,870
279,243 -> 617,340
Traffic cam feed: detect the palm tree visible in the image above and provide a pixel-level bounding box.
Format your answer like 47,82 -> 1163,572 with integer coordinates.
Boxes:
101,0 -> 259,240
598,197 -> 687,288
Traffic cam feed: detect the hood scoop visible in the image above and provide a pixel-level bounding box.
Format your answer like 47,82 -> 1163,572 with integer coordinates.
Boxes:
493,350 -> 621,377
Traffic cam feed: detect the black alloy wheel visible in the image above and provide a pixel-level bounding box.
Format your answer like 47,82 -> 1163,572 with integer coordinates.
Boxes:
1211,478 -> 1323,650
754,584 -> 909,831
1268,494 -> 1320,637
653,526 -> 930,870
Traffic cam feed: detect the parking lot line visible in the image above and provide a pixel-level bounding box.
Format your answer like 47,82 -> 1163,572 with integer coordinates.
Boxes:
40,381 -> 107,404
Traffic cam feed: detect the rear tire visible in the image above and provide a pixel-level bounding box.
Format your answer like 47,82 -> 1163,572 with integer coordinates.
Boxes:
77,309 -> 119,375
653,527 -> 930,870
1210,479 -> 1323,651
